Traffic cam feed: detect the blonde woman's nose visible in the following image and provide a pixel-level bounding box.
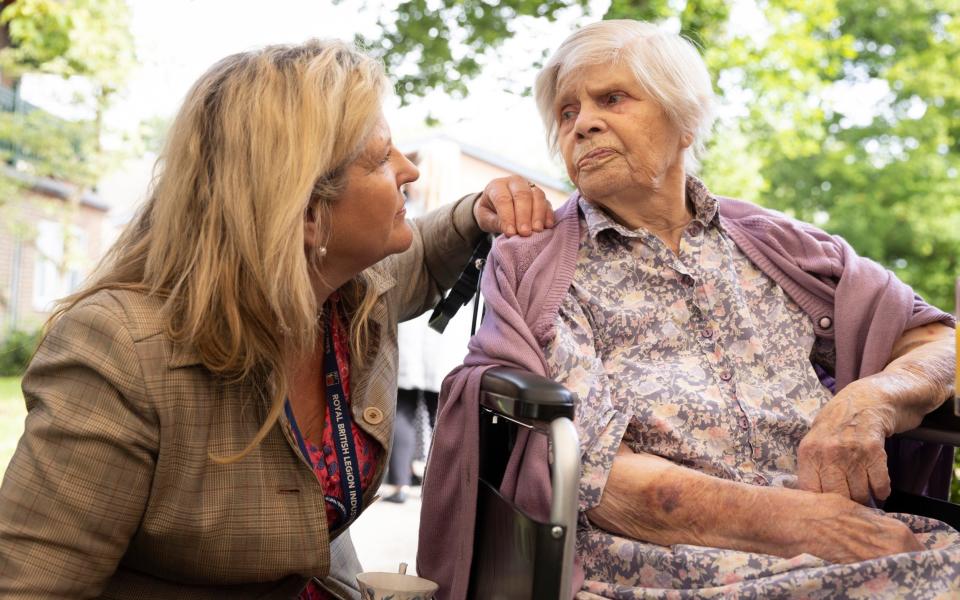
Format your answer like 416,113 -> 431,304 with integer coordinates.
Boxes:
400,155 -> 420,185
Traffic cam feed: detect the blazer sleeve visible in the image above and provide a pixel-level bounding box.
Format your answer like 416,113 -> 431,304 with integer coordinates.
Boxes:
387,192 -> 485,322
0,299 -> 157,599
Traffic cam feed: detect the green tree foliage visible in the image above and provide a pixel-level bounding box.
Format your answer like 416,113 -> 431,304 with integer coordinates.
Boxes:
357,0 -> 590,103
0,0 -> 136,189
367,0 -> 960,311
0,327 -> 39,375
702,0 -> 960,311
0,0 -> 135,92
0,108 -> 99,184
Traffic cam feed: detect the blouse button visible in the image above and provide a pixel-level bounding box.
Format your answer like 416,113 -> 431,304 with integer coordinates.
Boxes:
363,407 -> 384,425
720,370 -> 733,382
688,222 -> 703,236
700,328 -> 713,339
818,316 -> 833,329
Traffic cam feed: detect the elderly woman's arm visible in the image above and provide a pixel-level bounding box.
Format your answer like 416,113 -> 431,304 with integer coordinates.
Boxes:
797,322 -> 956,504
587,443 -> 923,564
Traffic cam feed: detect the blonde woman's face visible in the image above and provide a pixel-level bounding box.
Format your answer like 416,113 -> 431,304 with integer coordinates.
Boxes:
324,116 -> 420,272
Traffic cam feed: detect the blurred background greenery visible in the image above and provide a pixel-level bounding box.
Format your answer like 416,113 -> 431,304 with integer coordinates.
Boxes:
0,376 -> 25,480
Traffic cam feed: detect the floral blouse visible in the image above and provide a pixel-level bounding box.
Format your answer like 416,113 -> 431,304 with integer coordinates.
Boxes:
546,177 -> 835,514
544,177 -> 960,598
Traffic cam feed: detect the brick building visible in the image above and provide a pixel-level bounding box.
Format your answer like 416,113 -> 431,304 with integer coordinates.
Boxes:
0,175 -> 109,333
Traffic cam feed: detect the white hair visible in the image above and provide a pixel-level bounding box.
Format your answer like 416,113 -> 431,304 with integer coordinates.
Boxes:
534,20 -> 716,173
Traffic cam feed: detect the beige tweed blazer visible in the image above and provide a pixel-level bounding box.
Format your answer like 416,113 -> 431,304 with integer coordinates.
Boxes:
0,195 -> 482,599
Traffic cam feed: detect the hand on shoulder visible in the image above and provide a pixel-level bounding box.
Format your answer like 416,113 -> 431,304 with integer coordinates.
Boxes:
473,175 -> 556,237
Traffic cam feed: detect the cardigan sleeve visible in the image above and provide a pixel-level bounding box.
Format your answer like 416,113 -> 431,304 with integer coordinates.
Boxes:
0,300 -> 157,599
719,198 -> 954,388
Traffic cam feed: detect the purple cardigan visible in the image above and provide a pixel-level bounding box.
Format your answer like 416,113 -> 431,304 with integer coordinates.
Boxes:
417,193 -> 955,600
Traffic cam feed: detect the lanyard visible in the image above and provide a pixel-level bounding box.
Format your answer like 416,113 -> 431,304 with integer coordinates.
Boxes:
284,306 -> 362,528
321,307 -> 362,526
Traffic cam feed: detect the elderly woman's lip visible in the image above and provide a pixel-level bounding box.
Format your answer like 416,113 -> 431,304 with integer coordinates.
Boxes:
578,148 -> 614,166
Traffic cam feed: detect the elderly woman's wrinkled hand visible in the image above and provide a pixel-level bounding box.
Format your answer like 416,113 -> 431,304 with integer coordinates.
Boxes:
473,175 -> 556,237
778,489 -> 924,563
797,381 -> 897,505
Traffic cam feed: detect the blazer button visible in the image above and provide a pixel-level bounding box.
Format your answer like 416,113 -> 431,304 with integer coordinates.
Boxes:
818,316 -> 833,329
363,407 -> 384,425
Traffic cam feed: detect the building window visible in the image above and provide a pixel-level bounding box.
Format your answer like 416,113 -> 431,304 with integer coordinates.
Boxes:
32,220 -> 85,312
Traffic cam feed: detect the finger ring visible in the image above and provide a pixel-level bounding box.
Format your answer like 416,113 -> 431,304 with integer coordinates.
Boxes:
527,181 -> 537,189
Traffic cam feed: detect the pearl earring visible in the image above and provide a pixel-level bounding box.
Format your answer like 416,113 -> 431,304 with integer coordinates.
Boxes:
318,246 -> 327,258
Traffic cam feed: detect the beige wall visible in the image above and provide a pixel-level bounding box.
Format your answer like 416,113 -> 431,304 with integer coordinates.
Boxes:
404,141 -> 571,214
458,154 -> 570,207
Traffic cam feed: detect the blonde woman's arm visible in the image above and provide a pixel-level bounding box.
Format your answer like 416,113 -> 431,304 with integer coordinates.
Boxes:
0,300 -> 156,599
391,175 -> 555,321
387,191 -> 483,321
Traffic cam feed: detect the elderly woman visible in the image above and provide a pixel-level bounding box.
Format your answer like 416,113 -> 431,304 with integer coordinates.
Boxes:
0,40 -> 551,599
420,20 -> 958,599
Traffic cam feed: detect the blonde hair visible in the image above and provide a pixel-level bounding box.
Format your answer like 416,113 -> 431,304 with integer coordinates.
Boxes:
535,20 -> 715,173
48,39 -> 387,462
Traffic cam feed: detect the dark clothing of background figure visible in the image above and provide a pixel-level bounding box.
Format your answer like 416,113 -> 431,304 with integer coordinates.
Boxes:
388,388 -> 438,487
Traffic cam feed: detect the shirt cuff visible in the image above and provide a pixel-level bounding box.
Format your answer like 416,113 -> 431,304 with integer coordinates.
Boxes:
451,192 -> 484,243
578,408 -> 632,513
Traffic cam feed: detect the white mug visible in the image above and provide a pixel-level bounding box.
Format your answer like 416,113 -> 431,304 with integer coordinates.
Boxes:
356,571 -> 438,600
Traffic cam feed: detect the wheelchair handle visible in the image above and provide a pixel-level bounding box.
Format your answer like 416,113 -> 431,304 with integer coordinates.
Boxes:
480,368 -> 575,423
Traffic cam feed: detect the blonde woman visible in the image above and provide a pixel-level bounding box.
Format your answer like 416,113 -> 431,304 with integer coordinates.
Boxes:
0,40 -> 552,599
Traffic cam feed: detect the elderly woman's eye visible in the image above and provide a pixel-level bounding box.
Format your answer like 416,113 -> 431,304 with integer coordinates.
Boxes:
606,93 -> 625,105
560,109 -> 577,121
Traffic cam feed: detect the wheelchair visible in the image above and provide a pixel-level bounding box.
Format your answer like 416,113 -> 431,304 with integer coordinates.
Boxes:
469,367 -> 960,600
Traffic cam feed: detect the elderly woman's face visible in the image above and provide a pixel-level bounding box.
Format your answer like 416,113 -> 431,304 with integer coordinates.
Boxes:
554,62 -> 691,203
322,115 -> 420,272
